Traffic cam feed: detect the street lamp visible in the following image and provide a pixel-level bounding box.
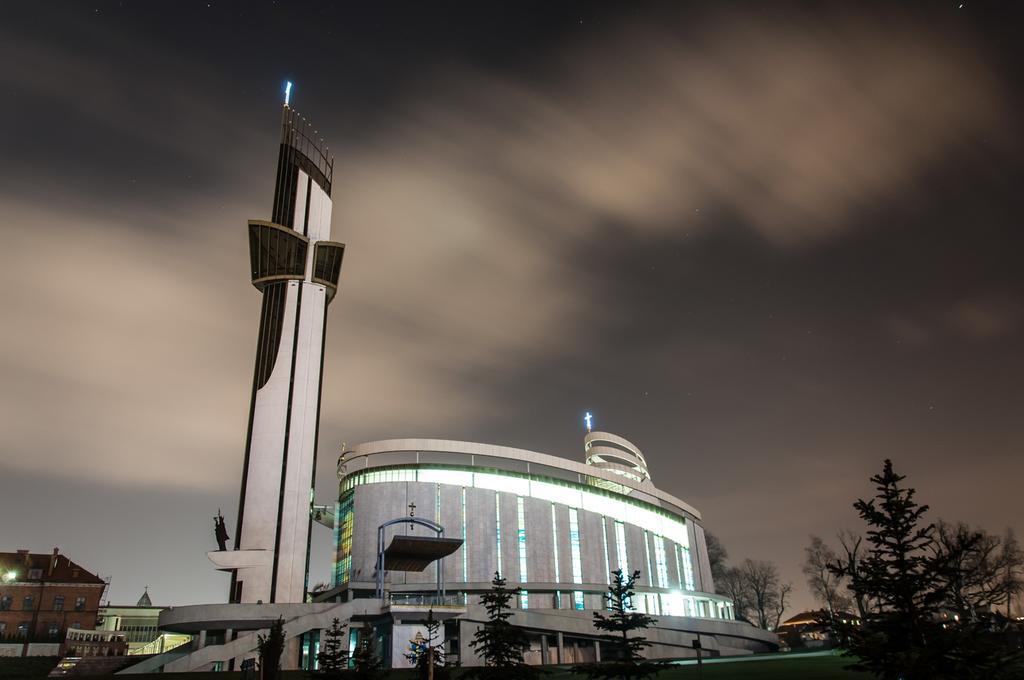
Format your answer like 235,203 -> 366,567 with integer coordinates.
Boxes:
3,570 -> 16,582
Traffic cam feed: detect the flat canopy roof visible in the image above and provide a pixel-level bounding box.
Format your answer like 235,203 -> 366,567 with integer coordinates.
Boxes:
383,535 -> 464,572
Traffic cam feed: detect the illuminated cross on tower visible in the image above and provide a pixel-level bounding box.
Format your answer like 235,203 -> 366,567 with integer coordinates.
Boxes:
584,412 -> 593,432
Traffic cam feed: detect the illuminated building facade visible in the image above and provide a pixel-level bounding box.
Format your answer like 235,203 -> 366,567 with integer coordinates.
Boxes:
320,433 -> 776,664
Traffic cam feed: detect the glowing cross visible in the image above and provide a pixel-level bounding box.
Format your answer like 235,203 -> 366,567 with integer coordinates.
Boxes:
584,411 -> 593,432
284,81 -> 293,106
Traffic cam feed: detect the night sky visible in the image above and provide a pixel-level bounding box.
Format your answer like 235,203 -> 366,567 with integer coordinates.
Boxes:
2,1 -> 1022,615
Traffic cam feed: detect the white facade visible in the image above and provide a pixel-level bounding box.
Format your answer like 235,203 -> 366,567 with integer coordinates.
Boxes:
220,106 -> 344,605
332,436 -> 732,620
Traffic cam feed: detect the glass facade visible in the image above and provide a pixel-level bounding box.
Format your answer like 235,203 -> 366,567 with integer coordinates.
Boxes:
312,242 -> 344,289
517,497 -> 528,609
333,491 -> 355,586
495,492 -> 502,578
680,546 -> 696,591
461,487 -> 468,585
614,521 -> 628,574
335,462 -> 736,621
568,508 -> 584,610
654,535 -> 669,589
341,465 -> 690,546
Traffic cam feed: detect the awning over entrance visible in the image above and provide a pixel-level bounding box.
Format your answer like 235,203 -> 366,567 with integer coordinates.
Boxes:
383,535 -> 464,572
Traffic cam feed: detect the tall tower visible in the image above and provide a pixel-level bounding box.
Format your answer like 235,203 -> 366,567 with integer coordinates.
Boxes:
225,97 -> 344,605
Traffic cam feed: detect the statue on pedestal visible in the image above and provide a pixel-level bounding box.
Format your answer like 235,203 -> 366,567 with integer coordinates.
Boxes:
214,509 -> 230,552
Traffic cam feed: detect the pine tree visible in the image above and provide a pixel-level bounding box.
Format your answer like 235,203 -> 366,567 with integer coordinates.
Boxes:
466,572 -> 538,680
830,459 -> 943,679
830,460 -> 1024,679
316,618 -> 350,678
574,570 -> 663,680
350,622 -> 385,680
257,617 -> 286,680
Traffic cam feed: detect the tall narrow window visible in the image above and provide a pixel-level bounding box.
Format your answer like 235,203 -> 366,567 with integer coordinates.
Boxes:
495,492 -> 502,578
551,504 -> 561,608
461,488 -> 468,586
654,535 -> 669,589
681,546 -> 696,591
601,517 -> 611,582
674,542 -> 684,589
517,496 -> 528,609
568,508 -> 585,610
335,492 -> 355,586
643,531 -> 653,586
551,505 -> 561,583
614,521 -> 628,575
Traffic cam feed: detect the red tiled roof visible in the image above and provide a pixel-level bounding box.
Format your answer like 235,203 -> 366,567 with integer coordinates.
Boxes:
0,549 -> 105,585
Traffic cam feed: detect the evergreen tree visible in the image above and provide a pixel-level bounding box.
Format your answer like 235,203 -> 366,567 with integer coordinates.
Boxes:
574,570 -> 663,680
350,623 -> 385,680
316,618 -> 350,678
830,459 -> 944,679
830,460 -> 1024,679
466,572 -> 538,680
257,617 -> 286,680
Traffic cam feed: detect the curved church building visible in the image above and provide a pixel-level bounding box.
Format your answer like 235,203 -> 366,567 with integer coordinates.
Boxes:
150,97 -> 776,674
324,434 -> 777,663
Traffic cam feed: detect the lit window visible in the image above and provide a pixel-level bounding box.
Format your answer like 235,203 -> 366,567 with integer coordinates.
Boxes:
643,531 -> 653,585
334,492 -> 354,586
461,487 -> 468,584
495,492 -> 502,577
344,465 -> 689,546
517,497 -> 528,608
551,505 -> 561,584
75,596 -> 86,611
601,517 -> 611,580
681,546 -> 695,591
614,521 -> 628,574
654,535 -> 669,589
568,508 -> 584,610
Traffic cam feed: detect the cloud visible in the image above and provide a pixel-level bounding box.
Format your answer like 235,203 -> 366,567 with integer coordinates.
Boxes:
946,298 -> 1021,339
0,6 -> 1012,493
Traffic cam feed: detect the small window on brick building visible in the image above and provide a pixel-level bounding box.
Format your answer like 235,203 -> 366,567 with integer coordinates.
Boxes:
75,596 -> 86,611
0,595 -> 11,610
53,595 -> 65,611
47,622 -> 60,637
23,595 -> 34,610
72,622 -> 82,629
17,622 -> 30,637
0,622 -> 6,634
28,568 -> 42,580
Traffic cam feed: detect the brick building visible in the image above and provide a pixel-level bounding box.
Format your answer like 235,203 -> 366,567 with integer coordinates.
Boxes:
0,548 -> 106,648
